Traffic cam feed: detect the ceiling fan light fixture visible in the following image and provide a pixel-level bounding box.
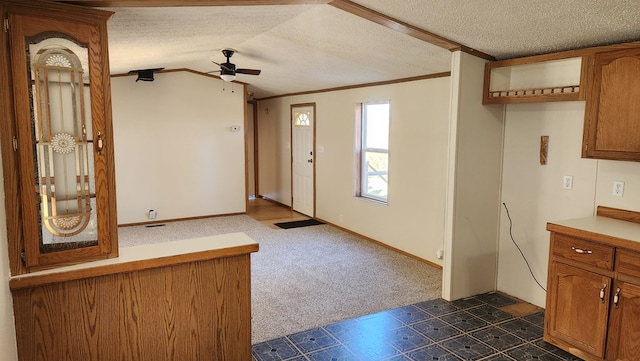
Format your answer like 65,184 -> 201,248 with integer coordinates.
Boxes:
220,73 -> 236,82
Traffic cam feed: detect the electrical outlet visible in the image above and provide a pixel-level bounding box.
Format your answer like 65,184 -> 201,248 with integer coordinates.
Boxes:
613,181 -> 625,197
563,175 -> 573,190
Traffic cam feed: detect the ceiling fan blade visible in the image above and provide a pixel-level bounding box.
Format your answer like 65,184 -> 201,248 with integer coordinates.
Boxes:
236,68 -> 261,76
211,60 -> 235,72
205,70 -> 221,74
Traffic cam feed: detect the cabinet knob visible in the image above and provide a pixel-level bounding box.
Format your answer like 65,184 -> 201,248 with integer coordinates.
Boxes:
614,287 -> 621,308
600,284 -> 607,303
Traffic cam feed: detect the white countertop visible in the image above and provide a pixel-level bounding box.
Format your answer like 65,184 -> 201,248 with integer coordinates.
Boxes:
548,215 -> 640,245
10,232 -> 259,290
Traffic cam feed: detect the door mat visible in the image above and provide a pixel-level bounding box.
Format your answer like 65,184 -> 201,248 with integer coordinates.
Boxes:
274,219 -> 325,229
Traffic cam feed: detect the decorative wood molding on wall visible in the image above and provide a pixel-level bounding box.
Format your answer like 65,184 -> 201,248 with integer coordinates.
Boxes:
328,0 -> 494,60
53,0 -> 332,6
56,0 -> 493,60
257,72 -> 451,101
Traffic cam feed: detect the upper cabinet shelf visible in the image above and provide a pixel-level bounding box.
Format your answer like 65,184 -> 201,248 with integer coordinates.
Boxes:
483,56 -> 584,104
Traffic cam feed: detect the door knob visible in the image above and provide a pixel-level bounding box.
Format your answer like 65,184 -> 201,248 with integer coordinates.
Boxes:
307,159 -> 313,163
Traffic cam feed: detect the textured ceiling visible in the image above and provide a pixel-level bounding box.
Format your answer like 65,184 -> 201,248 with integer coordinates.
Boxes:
103,1 -> 640,99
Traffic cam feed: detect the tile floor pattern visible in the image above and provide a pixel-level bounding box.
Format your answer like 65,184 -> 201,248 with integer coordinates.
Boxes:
252,293 -> 584,361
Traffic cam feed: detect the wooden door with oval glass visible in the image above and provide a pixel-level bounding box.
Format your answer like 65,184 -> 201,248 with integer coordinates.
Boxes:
291,104 -> 315,217
7,9 -> 118,270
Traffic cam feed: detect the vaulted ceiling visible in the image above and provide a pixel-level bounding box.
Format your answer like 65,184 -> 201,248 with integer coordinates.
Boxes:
57,0 -> 640,99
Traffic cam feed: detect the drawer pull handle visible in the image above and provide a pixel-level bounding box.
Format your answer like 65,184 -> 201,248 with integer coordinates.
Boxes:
600,284 -> 607,303
614,288 -> 621,308
572,247 -> 592,254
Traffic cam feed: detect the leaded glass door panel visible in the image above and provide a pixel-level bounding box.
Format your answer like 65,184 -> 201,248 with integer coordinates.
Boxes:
8,10 -> 117,270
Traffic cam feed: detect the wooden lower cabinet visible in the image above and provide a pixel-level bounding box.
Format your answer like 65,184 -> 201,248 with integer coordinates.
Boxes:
545,215 -> 640,361
546,262 -> 611,359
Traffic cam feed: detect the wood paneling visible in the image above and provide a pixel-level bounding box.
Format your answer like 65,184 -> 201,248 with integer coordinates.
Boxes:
12,254 -> 252,361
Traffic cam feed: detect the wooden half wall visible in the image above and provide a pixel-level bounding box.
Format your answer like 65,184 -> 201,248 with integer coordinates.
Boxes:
10,233 -> 258,361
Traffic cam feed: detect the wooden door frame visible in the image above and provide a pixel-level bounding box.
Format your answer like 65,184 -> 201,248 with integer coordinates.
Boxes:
290,102 -> 316,217
244,96 -> 260,214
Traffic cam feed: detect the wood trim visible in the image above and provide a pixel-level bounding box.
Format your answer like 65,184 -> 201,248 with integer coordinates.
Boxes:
10,235 -> 259,290
329,0 -> 459,50
597,206 -> 640,224
243,85 -> 249,211
459,45 -> 495,61
118,212 -> 246,227
111,68 -> 251,85
328,0 -> 493,60
488,41 -> 640,68
316,217 -> 444,270
54,0 -> 332,6
257,72 -> 450,100
0,3 -> 26,275
12,253 -> 253,360
257,195 -> 292,209
249,100 -> 259,196
2,0 -> 113,18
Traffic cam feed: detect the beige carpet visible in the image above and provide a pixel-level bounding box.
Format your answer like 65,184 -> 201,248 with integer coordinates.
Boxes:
119,215 -> 442,344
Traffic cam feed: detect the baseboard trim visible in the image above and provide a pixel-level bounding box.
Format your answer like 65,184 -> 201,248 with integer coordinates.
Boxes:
315,217 -> 443,271
256,195 -> 292,210
118,212 -> 246,227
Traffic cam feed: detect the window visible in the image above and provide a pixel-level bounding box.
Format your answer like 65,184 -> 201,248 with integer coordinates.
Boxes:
294,111 -> 311,126
356,101 -> 390,202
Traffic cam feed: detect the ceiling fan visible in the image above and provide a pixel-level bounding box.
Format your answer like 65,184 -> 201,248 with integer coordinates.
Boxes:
210,49 -> 261,82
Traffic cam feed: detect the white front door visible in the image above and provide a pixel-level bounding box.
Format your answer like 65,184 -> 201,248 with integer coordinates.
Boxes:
291,104 -> 315,217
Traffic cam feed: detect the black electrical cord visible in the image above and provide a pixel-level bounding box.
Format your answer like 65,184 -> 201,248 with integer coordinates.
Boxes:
502,202 -> 547,292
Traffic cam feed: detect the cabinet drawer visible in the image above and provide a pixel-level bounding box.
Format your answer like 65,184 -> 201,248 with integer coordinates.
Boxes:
552,233 -> 614,270
617,249 -> 640,279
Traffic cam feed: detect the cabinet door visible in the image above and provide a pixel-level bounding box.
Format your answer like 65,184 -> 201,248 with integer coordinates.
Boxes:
546,262 -> 611,358
583,47 -> 640,161
606,281 -> 640,361
7,6 -> 117,270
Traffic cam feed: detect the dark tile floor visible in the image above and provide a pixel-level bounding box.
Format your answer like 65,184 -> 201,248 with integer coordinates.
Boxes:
252,292 -> 584,361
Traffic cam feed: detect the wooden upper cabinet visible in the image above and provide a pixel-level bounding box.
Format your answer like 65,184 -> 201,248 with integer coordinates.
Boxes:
583,47 -> 640,161
1,1 -> 117,273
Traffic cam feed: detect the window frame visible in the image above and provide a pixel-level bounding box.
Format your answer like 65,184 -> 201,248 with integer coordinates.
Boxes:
355,100 -> 390,203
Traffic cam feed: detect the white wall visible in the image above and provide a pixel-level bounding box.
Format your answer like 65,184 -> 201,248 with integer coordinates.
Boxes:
111,71 -> 246,224
0,150 -> 18,360
497,63 -> 640,307
498,101 -> 597,307
443,52 -> 505,300
258,76 -> 451,264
